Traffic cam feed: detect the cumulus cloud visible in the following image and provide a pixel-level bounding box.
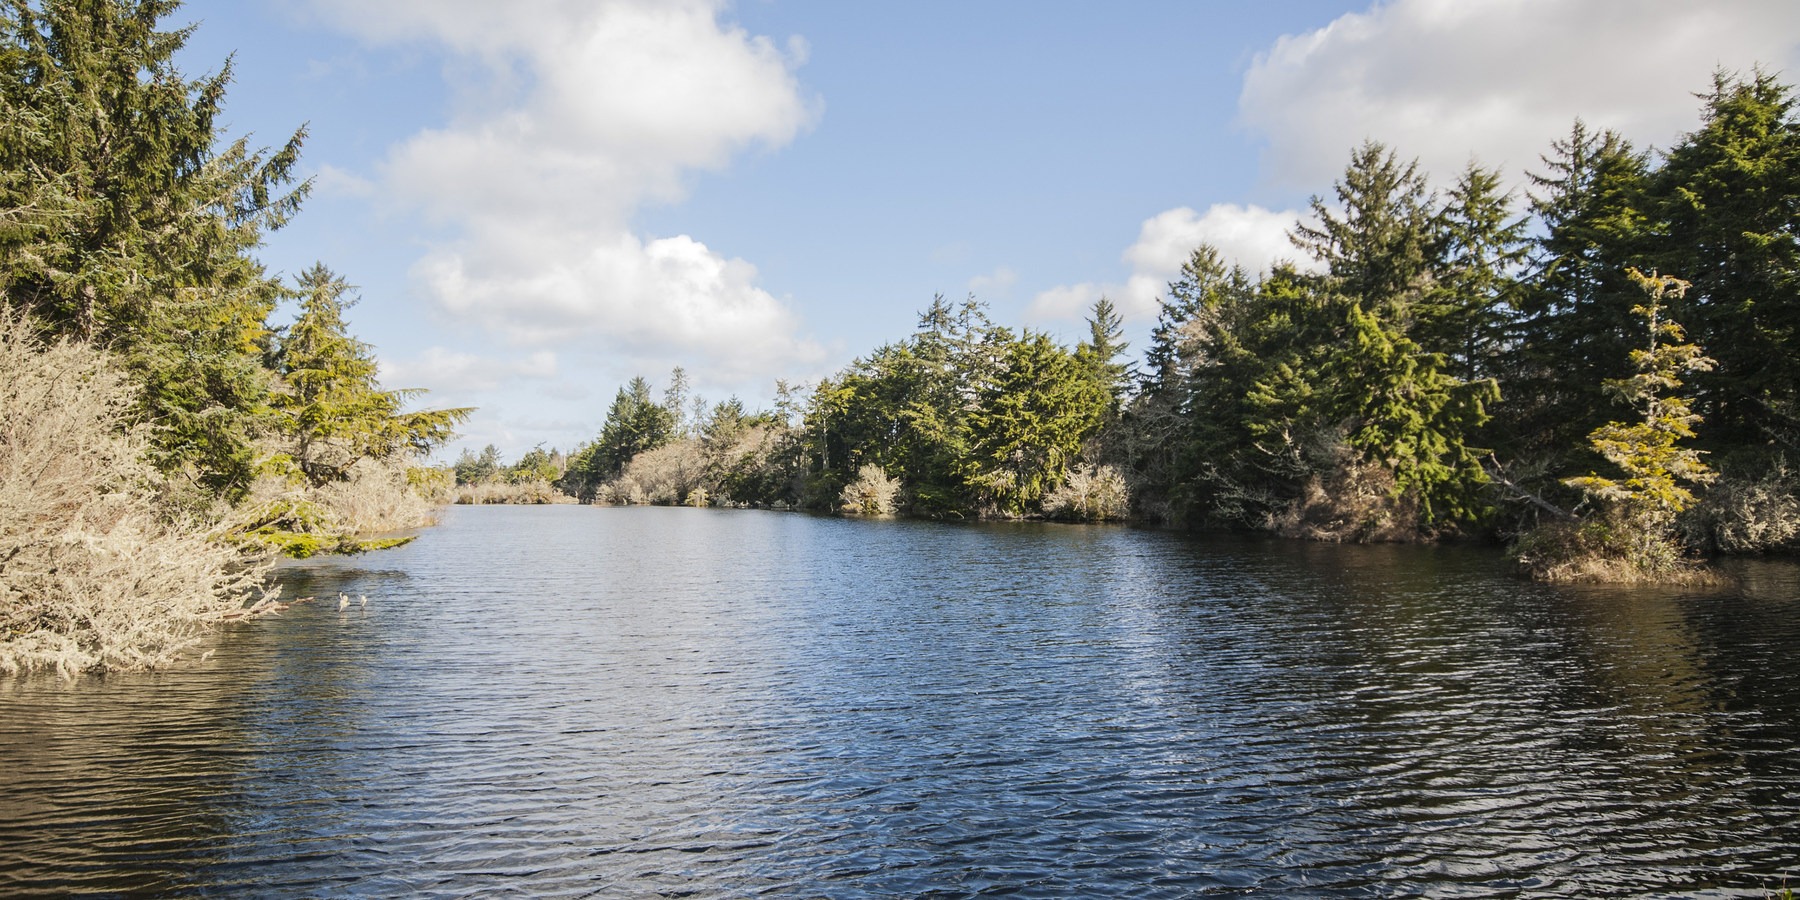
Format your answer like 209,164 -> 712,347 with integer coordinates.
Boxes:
1030,204 -> 1308,322
307,0 -> 823,378
1240,0 -> 1800,188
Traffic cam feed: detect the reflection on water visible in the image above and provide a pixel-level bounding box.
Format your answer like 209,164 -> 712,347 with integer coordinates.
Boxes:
3,505 -> 1798,897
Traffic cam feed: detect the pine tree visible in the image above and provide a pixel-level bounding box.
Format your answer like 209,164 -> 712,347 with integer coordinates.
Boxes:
269,264 -> 467,488
1651,69 -> 1800,445
0,0 -> 309,498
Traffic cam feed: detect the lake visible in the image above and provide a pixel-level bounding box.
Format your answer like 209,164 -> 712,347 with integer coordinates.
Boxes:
4,504 -> 1799,897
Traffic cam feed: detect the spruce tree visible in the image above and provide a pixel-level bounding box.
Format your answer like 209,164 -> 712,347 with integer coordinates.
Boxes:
1651,69 -> 1800,445
0,0 -> 308,498
270,264 -> 467,488
1515,121 -> 1653,457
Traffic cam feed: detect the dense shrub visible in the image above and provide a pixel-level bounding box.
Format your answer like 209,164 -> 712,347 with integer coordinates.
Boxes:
0,310 -> 272,676
1043,465 -> 1130,522
840,464 -> 901,516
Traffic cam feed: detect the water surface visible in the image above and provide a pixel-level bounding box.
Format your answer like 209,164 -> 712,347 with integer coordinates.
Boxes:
4,505 -> 1799,897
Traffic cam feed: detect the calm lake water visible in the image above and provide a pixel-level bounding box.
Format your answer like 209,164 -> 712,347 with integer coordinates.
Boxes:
4,505 -> 1800,897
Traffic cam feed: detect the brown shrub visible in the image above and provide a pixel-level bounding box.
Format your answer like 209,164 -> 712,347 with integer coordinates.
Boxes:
840,464 -> 901,516
0,309 -> 271,677
1043,465 -> 1130,522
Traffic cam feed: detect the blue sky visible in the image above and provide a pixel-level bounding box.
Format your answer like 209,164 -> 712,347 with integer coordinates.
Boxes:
173,0 -> 1800,460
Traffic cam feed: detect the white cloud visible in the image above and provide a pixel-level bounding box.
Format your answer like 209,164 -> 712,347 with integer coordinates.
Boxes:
1240,0 -> 1800,188
418,232 -> 820,381
1030,204 -> 1307,322
307,0 -> 823,379
311,163 -> 375,199
379,347 -> 558,395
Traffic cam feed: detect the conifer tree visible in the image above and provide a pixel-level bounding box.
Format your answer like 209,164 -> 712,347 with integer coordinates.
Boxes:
1290,141 -> 1441,316
1430,162 -> 1529,381
1077,295 -> 1130,407
1651,69 -> 1800,444
969,332 -> 1108,515
0,0 -> 309,498
270,264 -> 467,488
1514,121 -> 1653,456
1518,270 -> 1717,580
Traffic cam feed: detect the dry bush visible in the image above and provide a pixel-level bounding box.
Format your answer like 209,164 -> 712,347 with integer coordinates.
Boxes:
1269,448 -> 1421,543
228,450 -> 445,557
604,440 -> 705,505
1512,515 -> 1724,585
318,455 -> 441,530
1689,458 -> 1800,554
0,309 -> 271,677
1043,464 -> 1130,522
454,479 -> 572,505
840,464 -> 901,516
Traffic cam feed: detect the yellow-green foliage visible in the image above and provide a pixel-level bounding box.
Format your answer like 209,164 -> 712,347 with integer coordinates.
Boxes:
409,465 -> 456,503
1520,270 -> 1718,582
1564,270 -> 1716,520
0,309 -> 272,676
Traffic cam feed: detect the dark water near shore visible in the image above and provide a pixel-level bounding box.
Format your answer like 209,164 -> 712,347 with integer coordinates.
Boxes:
4,505 -> 1800,897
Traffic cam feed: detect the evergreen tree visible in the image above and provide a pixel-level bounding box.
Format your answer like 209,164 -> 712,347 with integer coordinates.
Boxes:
454,444 -> 501,485
969,332 -> 1108,515
1077,295 -> 1130,406
1518,270 -> 1717,581
1650,69 -> 1800,445
269,264 -> 467,488
591,377 -> 676,480
1513,121 -> 1653,456
1290,141 -> 1442,316
1430,162 -> 1529,380
0,0 -> 308,498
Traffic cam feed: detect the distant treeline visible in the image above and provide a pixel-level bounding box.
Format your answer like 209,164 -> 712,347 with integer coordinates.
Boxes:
546,69 -> 1800,581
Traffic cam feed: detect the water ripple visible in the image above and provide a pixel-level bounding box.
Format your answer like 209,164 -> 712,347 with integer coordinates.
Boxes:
3,506 -> 1799,897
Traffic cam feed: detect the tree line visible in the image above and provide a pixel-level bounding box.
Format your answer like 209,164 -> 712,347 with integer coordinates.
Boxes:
558,69 -> 1800,581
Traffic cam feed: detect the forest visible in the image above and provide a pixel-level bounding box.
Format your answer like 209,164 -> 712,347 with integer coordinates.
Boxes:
4,1 -> 1799,674
532,69 -> 1800,585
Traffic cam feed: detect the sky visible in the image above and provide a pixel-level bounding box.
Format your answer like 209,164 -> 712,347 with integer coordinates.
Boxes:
171,0 -> 1800,461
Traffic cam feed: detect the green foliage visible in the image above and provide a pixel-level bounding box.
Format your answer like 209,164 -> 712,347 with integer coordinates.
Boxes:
1515,270 -> 1718,582
969,331 -> 1108,515
269,264 -> 469,488
1078,295 -> 1130,409
0,0 -> 308,499
560,375 -> 677,500
505,445 -> 564,484
454,444 -> 502,485
1509,121 -> 1655,461
1564,271 -> 1716,524
1649,69 -> 1800,445
801,297 -> 1113,518
1151,145 -> 1496,536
